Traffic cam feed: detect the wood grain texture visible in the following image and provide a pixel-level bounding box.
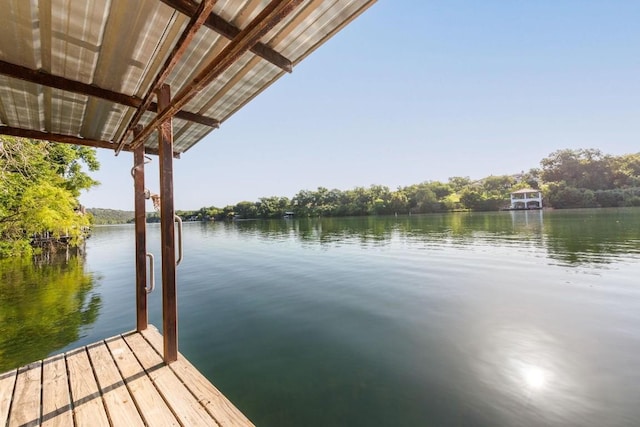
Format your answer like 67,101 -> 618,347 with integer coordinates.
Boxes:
87,342 -> 145,427
41,355 -> 72,427
134,139 -> 148,332
0,328 -> 250,426
9,362 -> 41,427
142,328 -> 255,426
124,332 -> 219,426
0,369 -> 17,426
66,348 -> 110,427
106,336 -> 180,426
158,83 -> 179,363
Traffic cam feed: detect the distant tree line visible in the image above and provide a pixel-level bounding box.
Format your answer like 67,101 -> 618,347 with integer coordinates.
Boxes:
175,148 -> 640,220
182,174 -> 534,221
11,135 -> 636,260
89,148 -> 640,225
540,149 -> 640,208
87,208 -> 134,225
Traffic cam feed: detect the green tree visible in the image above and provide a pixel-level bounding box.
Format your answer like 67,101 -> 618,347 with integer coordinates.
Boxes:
540,148 -> 614,190
545,183 -> 597,209
257,196 -> 291,218
388,190 -> 409,214
405,183 -> 440,213
427,181 -> 453,200
459,188 -> 484,210
448,176 -> 472,192
1,137 -> 99,257
87,208 -> 134,225
192,148 -> 640,216
481,175 -> 516,198
540,149 -> 640,208
292,189 -> 315,217
610,154 -> 640,187
234,201 -> 258,219
47,144 -> 99,196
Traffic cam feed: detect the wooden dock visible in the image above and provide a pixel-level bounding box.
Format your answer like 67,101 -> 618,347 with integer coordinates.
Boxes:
0,326 -> 254,426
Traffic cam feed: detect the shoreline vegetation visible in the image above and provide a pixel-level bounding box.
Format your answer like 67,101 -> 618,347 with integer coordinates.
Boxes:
3,137 -> 639,257
1,137 -> 98,258
91,148 -> 640,224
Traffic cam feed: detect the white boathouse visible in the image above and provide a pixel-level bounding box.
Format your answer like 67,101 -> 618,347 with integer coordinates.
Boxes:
510,189 -> 543,209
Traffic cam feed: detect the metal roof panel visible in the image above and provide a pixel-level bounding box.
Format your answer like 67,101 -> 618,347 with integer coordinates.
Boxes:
0,0 -> 376,154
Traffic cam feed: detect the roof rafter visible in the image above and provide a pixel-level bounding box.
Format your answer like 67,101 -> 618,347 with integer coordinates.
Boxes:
0,125 -> 179,157
0,60 -> 220,128
115,0 -> 217,155
160,0 -> 293,73
130,0 -> 303,150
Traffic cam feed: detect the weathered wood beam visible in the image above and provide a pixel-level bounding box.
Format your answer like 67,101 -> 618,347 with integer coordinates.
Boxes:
157,84 -> 178,363
0,60 -> 139,107
0,125 -> 136,152
133,127 -> 148,332
116,0 -> 218,155
160,0 -> 293,72
131,0 -> 302,150
149,103 -> 220,128
0,61 -> 219,128
0,125 -> 185,158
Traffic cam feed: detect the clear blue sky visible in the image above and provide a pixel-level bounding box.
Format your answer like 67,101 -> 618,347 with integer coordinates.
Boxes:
80,0 -> 640,211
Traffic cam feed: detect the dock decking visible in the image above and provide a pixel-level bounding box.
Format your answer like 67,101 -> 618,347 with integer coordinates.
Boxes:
0,326 -> 254,426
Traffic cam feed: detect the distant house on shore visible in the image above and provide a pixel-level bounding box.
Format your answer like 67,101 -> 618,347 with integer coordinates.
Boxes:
510,189 -> 543,209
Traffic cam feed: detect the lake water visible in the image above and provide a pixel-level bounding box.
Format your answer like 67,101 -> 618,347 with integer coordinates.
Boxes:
2,208 -> 640,426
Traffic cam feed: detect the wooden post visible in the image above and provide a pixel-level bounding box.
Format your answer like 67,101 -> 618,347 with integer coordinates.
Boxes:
157,84 -> 178,363
133,126 -> 148,331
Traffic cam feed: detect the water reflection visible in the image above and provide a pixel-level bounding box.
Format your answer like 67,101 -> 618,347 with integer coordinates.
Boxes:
509,209 -> 544,233
3,212 -> 628,426
210,208 -> 640,267
543,208 -> 640,265
470,325 -> 584,425
0,250 -> 101,371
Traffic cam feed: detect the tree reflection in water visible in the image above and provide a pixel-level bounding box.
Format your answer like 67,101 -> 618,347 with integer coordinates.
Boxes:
0,249 -> 101,371
223,208 -> 640,266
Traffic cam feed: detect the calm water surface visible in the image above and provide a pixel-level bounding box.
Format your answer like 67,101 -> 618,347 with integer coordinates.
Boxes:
2,208 -> 640,426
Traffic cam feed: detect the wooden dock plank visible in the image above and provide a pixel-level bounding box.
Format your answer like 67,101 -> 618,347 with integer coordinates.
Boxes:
8,361 -> 41,427
142,328 -> 255,427
87,342 -> 145,427
41,354 -> 72,427
106,336 -> 180,427
1,328 -> 253,427
0,369 -> 17,426
65,348 -> 109,427
124,332 -> 220,426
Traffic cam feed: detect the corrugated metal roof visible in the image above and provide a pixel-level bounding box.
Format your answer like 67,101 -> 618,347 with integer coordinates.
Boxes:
0,0 -> 375,155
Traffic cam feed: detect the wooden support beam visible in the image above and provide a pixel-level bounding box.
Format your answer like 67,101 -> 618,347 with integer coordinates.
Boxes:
131,0 -> 302,150
0,60 -> 140,107
0,60 -> 219,128
0,125 -> 178,157
133,128 -> 148,332
160,0 -> 293,72
0,125 -> 118,149
157,84 -> 178,363
116,0 -> 218,155
150,103 -> 220,128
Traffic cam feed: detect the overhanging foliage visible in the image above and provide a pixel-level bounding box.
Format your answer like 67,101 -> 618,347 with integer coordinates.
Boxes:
0,137 -> 99,257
